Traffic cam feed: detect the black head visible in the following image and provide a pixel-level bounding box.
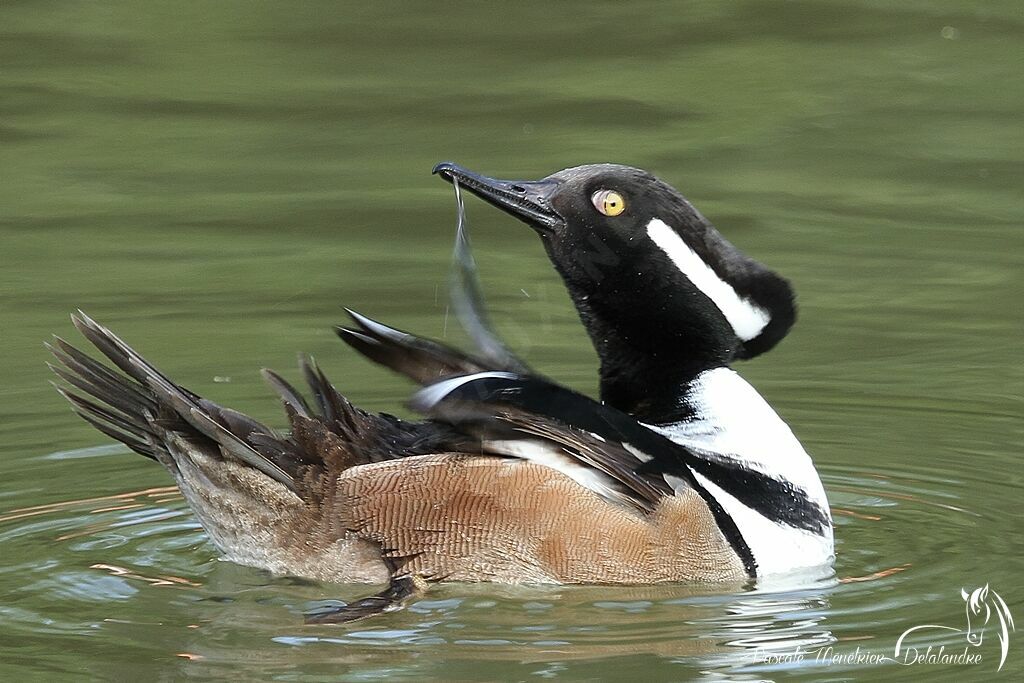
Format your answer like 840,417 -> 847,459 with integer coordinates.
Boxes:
434,162 -> 796,422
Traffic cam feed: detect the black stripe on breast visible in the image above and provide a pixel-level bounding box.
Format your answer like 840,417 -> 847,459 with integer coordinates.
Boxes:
643,454 -> 831,535
697,457 -> 830,534
685,475 -> 758,577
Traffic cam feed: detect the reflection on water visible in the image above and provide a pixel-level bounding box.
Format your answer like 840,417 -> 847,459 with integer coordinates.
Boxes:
698,590 -> 835,672
0,444 -> 991,679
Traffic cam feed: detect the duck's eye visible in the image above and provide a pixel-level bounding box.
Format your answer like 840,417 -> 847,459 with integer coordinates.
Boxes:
591,189 -> 626,217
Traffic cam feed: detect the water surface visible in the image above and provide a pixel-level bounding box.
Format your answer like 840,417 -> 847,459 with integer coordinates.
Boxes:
2,1 -> 1022,680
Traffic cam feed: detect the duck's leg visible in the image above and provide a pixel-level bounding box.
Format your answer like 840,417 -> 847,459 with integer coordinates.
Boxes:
304,573 -> 429,625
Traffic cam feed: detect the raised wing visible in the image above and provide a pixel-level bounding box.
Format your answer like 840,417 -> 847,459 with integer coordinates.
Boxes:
336,309 -> 523,385
447,175 -> 530,373
338,177 -> 530,385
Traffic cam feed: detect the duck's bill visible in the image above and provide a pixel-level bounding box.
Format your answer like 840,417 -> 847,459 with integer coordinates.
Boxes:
433,162 -> 564,233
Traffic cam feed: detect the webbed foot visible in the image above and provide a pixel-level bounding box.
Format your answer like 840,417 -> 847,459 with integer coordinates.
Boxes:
304,574 -> 428,625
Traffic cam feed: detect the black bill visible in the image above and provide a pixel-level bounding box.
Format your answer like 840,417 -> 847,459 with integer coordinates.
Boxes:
433,162 -> 564,233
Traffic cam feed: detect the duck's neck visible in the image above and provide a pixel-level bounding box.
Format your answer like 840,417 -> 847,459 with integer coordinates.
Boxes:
587,307 -> 728,423
549,251 -> 738,424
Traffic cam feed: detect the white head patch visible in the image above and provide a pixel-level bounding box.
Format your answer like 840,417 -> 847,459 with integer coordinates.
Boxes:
646,218 -> 770,341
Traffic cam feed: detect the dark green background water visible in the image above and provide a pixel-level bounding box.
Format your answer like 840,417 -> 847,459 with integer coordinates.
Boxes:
2,1 -> 1021,680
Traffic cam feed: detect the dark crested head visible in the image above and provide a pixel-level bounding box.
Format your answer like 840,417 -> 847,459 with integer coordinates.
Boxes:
434,161 -> 796,421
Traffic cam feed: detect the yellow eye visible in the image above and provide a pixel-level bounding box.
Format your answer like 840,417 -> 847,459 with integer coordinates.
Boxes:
591,189 -> 626,217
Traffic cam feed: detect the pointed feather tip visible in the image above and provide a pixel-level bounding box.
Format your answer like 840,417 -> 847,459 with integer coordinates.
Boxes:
344,309 -> 407,341
335,326 -> 380,346
45,337 -> 75,365
259,367 -> 286,391
71,311 -> 119,351
298,352 -> 325,380
51,383 -> 88,413
71,309 -> 97,331
263,366 -> 301,394
343,307 -> 371,328
70,311 -> 85,333
71,312 -> 136,359
48,336 -> 77,357
260,367 -> 311,415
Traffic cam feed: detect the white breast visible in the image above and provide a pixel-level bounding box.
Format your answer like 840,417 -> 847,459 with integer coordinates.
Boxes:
647,368 -> 834,575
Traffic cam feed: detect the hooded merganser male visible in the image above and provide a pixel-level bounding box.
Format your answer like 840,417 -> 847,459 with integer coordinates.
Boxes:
49,163 -> 833,623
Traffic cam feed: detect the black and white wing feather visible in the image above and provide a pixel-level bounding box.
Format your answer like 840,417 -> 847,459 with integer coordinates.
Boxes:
337,309 -> 531,386
411,372 -> 829,538
410,372 -> 695,515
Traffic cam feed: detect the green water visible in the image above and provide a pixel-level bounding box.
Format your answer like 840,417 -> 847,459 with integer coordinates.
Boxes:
2,1 -> 1022,680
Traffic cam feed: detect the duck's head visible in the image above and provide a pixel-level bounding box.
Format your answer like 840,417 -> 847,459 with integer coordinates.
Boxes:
434,162 -> 795,422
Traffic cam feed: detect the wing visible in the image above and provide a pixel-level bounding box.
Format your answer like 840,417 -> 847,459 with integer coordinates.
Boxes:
411,372 -> 829,536
447,174 -> 530,373
337,309 -> 529,385
409,372 -> 693,515
337,177 -> 530,385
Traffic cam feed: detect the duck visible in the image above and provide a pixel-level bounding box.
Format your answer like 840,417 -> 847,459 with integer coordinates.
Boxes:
48,162 -> 834,623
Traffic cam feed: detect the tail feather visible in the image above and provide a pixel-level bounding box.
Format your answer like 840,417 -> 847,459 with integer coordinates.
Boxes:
50,312 -> 472,498
70,312 -> 199,403
51,382 -> 158,460
260,368 -> 311,418
78,410 -> 158,460
52,312 -> 298,492
300,353 -> 356,426
47,337 -> 157,415
53,382 -> 152,444
46,336 -> 161,461
47,359 -> 147,426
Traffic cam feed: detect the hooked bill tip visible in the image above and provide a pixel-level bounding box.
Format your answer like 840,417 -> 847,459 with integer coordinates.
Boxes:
432,161 -> 457,180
